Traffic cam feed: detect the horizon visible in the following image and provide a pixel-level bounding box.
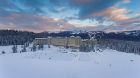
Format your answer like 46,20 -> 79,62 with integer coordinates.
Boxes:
0,0 -> 140,32
1,29 -> 140,33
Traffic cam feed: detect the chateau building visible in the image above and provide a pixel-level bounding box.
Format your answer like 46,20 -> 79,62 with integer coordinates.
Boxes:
33,37 -> 97,49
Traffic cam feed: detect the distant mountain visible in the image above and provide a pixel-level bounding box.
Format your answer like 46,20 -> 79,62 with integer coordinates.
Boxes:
40,30 -> 140,41
91,30 -> 140,41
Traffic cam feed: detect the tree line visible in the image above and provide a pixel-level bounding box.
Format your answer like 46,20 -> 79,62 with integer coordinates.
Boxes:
0,30 -> 36,45
97,39 -> 140,55
0,30 -> 90,45
0,29 -> 140,46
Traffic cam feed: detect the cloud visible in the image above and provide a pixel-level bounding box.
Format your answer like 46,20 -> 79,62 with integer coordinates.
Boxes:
117,15 -> 140,26
0,0 -> 123,19
123,0 -> 131,3
102,15 -> 140,32
92,7 -> 131,22
71,0 -> 122,19
72,14 -> 140,32
0,13 -> 75,32
0,12 -> 139,32
0,0 -> 139,32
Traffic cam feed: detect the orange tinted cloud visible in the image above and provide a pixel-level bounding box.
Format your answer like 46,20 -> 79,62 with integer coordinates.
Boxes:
123,0 -> 131,3
92,7 -> 130,21
0,13 -> 76,32
111,8 -> 130,21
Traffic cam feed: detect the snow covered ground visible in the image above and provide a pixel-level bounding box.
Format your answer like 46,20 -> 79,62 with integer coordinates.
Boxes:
0,45 -> 140,78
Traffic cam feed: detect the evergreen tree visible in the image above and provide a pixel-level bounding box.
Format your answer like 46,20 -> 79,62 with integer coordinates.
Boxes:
48,45 -> 50,48
38,45 -> 44,50
1,51 -> 5,54
32,45 -> 36,52
12,45 -> 17,53
21,45 -> 27,52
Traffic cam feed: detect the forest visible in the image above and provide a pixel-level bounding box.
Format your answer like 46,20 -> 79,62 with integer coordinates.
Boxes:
0,30 -> 140,46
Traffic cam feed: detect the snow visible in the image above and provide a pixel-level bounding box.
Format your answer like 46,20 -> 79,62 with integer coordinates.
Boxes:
0,45 -> 140,78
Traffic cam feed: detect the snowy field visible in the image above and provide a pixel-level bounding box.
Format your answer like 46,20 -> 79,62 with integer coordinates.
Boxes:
0,45 -> 140,78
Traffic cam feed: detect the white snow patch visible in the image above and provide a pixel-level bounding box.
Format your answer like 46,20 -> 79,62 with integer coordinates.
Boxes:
0,45 -> 140,78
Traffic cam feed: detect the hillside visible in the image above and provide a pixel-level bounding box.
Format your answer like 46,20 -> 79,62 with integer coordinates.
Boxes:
0,45 -> 140,78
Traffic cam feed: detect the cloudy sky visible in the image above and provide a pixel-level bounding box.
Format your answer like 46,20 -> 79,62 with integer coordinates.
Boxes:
0,0 -> 140,32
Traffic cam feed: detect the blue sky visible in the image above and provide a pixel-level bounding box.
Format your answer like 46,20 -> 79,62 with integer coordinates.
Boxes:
0,0 -> 140,32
